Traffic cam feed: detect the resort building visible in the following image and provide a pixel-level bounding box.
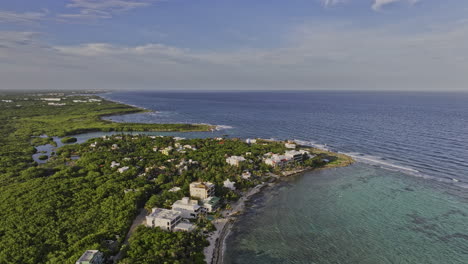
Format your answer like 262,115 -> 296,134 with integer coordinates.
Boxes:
286,150 -> 310,162
226,156 -> 246,166
190,182 -> 215,200
285,143 -> 296,149
285,150 -> 305,162
171,197 -> 204,219
223,179 -> 236,190
146,208 -> 182,231
264,154 -> 291,167
173,222 -> 196,232
245,138 -> 257,144
203,197 -> 220,212
111,144 -> 119,150
75,250 -> 104,264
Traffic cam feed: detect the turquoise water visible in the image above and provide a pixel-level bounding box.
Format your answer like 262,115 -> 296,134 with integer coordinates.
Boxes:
224,164 -> 468,264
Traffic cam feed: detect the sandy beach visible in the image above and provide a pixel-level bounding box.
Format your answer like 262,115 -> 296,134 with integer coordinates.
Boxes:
204,182 -> 267,264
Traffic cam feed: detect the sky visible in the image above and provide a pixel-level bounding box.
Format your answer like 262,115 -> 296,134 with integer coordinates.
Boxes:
1,0 -> 468,91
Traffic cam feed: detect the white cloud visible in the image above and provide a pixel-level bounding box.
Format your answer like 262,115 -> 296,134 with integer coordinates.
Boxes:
321,0 -> 346,7
1,20 -> 468,91
0,11 -> 47,24
59,0 -> 155,19
372,0 -> 419,11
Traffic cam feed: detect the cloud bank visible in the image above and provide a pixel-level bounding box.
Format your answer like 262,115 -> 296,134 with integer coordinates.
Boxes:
1,21 -> 467,91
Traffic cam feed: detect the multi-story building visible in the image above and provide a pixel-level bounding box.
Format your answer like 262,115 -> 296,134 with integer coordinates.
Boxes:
190,182 -> 215,200
225,156 -> 246,166
285,150 -> 308,162
171,197 -> 204,219
146,208 -> 182,231
203,197 -> 220,212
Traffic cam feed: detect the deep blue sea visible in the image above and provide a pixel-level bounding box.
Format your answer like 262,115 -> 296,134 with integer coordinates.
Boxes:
98,91 -> 468,263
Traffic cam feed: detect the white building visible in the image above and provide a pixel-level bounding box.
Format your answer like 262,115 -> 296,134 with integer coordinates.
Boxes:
146,208 -> 182,231
242,171 -> 252,179
285,150 -> 306,162
226,156 -> 246,166
160,146 -> 173,155
75,250 -> 104,264
264,154 -> 291,167
173,222 -> 196,232
190,182 -> 215,200
117,166 -> 129,173
41,98 -> 61,101
285,143 -> 296,149
90,142 -> 98,148
246,138 -> 257,144
111,144 -> 119,150
223,179 -> 236,190
110,161 -> 120,168
168,187 -> 181,192
171,197 -> 204,219
203,197 -> 220,212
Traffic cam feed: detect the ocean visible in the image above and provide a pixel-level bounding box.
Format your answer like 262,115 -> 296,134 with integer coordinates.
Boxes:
99,91 -> 468,263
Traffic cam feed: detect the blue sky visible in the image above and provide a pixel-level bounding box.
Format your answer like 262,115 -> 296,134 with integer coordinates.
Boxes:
1,0 -> 468,90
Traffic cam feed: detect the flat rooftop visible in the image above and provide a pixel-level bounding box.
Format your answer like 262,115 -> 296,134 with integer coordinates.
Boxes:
77,250 -> 99,262
149,208 -> 181,220
190,182 -> 214,189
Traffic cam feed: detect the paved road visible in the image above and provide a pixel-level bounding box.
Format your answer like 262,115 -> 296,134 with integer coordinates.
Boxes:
112,209 -> 147,263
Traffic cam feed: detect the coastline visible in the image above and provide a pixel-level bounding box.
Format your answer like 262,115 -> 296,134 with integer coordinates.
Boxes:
205,182 -> 268,264
204,160 -> 354,264
92,92 -> 217,133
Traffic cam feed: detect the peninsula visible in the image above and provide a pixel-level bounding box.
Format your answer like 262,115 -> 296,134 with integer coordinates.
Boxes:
0,92 -> 353,264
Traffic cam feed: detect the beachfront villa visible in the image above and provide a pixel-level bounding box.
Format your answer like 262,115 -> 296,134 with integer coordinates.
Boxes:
245,138 -> 257,144
285,150 -> 306,162
264,154 -> 291,167
75,250 -> 104,264
223,179 -> 236,190
226,156 -> 246,166
146,208 -> 182,231
171,197 -> 204,219
203,197 -> 220,212
190,182 -> 215,200
173,222 -> 196,232
264,149 -> 310,167
285,143 -> 296,149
